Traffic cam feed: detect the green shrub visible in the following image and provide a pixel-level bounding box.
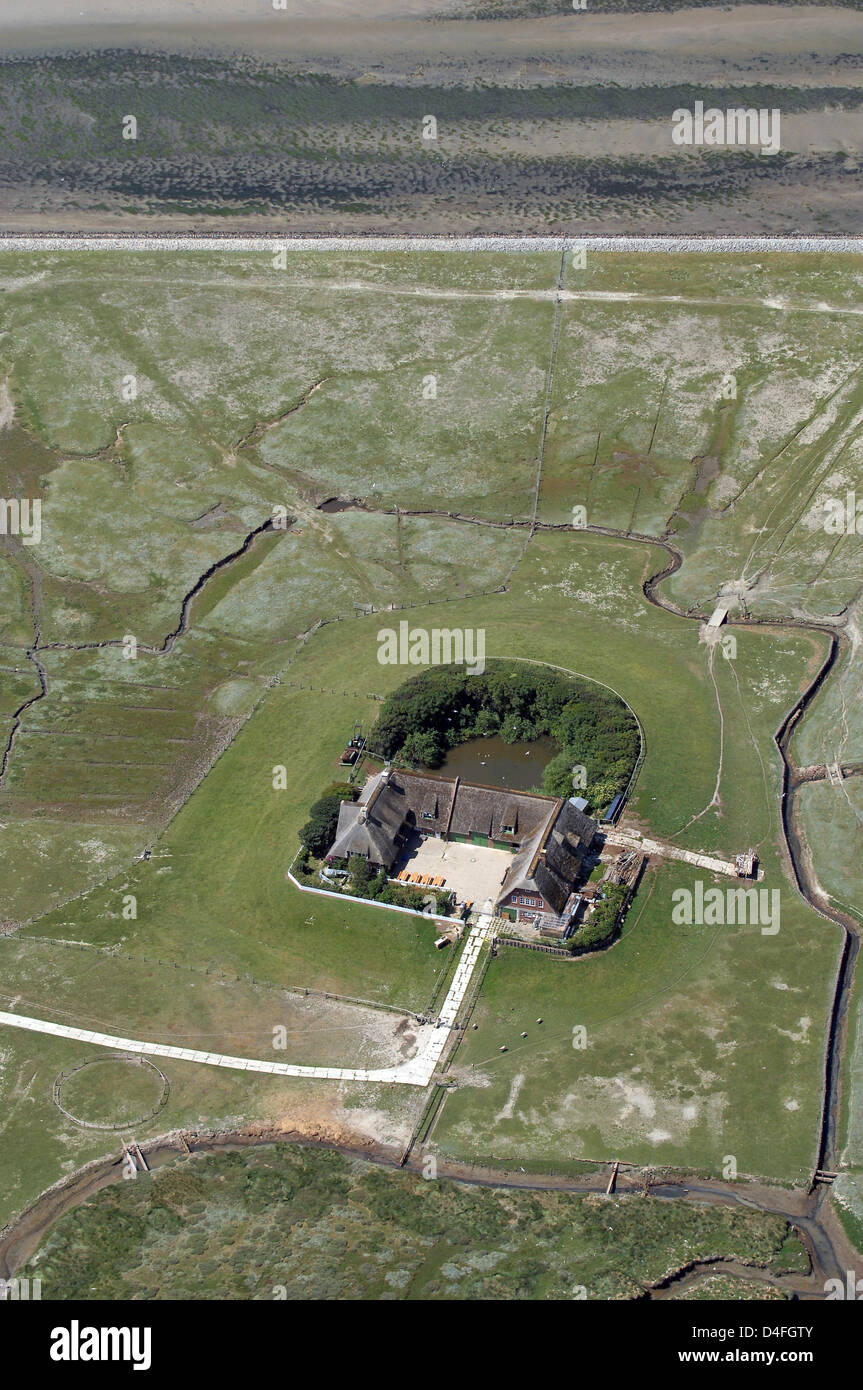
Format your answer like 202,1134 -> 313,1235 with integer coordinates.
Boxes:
323,781 -> 359,801
569,883 -> 630,953
299,793 -> 346,857
371,660 -> 638,810
292,848 -> 319,885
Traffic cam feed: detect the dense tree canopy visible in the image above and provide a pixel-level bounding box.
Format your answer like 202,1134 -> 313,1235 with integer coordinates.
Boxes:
299,782 -> 359,857
371,661 -> 639,814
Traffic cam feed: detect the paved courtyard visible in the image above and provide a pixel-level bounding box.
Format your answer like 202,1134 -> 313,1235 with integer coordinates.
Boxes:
394,835 -> 514,911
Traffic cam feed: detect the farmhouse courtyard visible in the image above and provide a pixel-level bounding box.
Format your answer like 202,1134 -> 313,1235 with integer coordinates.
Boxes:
326,765 -> 599,931
396,836 -> 514,911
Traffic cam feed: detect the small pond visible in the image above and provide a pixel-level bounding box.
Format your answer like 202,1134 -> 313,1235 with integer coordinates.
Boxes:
438,735 -> 558,792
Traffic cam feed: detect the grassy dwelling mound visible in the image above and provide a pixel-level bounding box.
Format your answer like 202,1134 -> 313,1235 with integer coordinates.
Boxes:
371,660 -> 639,813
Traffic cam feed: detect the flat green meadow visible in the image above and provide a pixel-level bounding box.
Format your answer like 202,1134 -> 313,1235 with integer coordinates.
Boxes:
0,248 -> 858,1238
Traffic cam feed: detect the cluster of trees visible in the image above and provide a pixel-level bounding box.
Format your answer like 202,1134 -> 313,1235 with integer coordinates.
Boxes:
298,782 -> 358,857
372,660 -> 639,813
292,849 -> 322,886
567,884 -> 630,954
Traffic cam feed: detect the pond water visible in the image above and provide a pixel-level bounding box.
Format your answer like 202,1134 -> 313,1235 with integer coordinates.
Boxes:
438,735 -> 558,792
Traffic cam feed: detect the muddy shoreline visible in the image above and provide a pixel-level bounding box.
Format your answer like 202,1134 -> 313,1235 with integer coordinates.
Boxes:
1,1121 -> 855,1296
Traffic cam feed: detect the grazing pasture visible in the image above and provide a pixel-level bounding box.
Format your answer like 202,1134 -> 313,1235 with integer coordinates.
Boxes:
0,248 -> 858,1246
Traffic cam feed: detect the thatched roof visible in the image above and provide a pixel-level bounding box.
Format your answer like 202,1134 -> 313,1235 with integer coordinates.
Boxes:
325,770 -> 597,898
497,799 -> 597,913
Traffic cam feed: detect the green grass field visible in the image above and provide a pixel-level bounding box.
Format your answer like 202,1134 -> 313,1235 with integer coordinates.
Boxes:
0,530 -> 842,1200
0,248 -> 861,1256
430,857 -> 837,1182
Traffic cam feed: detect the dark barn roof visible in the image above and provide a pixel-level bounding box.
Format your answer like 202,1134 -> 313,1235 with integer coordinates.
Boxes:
325,769 -> 598,911
498,799 -> 597,914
